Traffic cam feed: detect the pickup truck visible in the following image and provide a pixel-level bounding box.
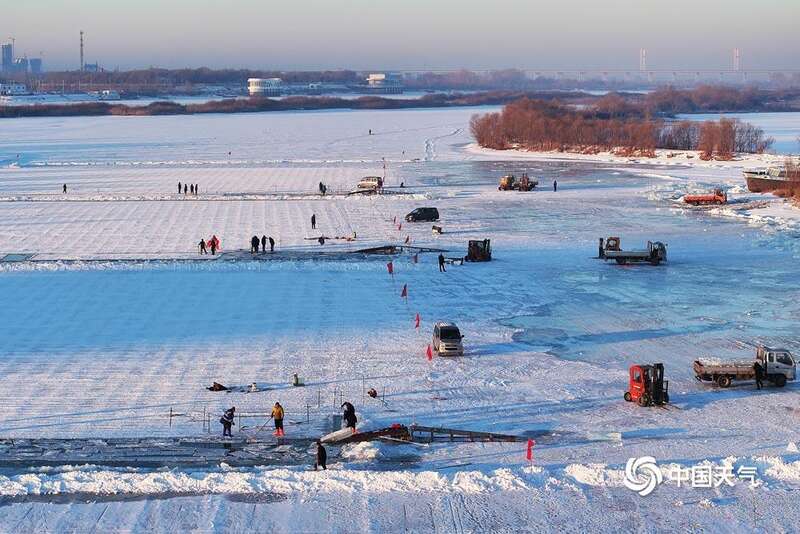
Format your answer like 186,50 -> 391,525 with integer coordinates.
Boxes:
694,346 -> 796,388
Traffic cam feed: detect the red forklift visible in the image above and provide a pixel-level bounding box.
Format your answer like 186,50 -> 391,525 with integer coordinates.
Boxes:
624,363 -> 669,407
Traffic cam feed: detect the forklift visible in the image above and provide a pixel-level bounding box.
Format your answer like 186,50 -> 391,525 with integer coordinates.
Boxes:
624,363 -> 669,407
465,239 -> 491,262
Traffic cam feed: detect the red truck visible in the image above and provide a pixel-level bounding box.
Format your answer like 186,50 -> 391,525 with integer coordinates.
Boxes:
683,188 -> 727,206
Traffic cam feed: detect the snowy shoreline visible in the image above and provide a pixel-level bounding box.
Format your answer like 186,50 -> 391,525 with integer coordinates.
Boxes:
465,142 -> 793,169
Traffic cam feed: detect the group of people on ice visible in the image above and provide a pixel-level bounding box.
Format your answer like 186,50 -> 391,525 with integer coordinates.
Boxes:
219,400 -> 357,470
198,235 -> 220,255
178,182 -> 200,195
250,235 -> 276,253
219,402 -> 286,437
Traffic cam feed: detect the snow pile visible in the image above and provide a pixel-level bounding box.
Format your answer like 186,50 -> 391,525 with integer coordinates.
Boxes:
0,455 -> 792,500
761,457 -> 800,483
340,442 -> 381,462
564,463 -> 624,487
0,464 -> 538,498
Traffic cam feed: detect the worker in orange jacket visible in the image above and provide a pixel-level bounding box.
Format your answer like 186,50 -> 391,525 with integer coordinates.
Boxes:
271,402 -> 285,437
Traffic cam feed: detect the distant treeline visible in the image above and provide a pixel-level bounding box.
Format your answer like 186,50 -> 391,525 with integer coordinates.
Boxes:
0,90 -> 589,119
36,68 -> 363,87
470,97 -> 774,159
643,85 -> 800,114
6,67 -> 800,95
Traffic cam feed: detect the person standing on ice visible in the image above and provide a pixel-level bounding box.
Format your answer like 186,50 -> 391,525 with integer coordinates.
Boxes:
271,402 -> 285,437
210,235 -> 218,255
261,235 -> 267,253
553,179 -> 558,192
438,253 -> 446,273
184,184 -> 188,195
314,440 -> 327,470
269,236 -> 275,252
341,402 -> 357,432
220,406 -> 235,437
63,184 -> 67,194
311,214 -> 316,230
754,361 -> 764,390
251,235 -> 260,254
199,238 -> 207,254
178,181 -> 182,194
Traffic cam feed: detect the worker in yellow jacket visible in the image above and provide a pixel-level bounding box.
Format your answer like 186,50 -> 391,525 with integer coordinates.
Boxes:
271,402 -> 285,437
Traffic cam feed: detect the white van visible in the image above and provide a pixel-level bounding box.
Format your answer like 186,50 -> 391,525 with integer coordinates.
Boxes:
357,176 -> 383,190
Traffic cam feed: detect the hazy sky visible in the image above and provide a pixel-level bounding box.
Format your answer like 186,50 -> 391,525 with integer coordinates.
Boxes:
4,0 -> 799,71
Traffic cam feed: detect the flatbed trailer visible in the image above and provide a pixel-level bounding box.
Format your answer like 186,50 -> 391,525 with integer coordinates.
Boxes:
598,237 -> 667,265
694,346 -> 796,388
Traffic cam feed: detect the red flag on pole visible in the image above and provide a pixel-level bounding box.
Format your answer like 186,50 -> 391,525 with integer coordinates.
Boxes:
415,313 -> 420,329
387,261 -> 393,275
426,344 -> 433,360
526,439 -> 535,461
400,284 -> 407,298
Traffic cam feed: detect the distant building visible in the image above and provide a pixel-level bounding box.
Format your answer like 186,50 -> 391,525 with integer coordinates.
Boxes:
29,58 -> 43,75
1,43 -> 13,73
366,73 -> 403,94
84,63 -> 100,73
0,82 -> 29,95
248,77 -> 282,97
13,57 -> 29,74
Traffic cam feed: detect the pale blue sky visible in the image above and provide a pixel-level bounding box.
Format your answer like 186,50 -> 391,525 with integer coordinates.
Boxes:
4,0 -> 799,70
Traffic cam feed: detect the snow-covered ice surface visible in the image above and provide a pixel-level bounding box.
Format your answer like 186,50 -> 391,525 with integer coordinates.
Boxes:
2,108 -> 800,531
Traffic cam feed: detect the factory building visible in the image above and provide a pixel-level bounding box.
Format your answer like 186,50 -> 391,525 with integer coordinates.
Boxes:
248,78 -> 283,97
366,73 -> 403,94
0,82 -> 29,95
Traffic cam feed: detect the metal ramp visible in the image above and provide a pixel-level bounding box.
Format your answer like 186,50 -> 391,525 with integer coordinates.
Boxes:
0,253 -> 35,262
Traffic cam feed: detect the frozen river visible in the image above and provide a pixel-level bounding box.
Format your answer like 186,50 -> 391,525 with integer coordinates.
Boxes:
1,107 -> 800,531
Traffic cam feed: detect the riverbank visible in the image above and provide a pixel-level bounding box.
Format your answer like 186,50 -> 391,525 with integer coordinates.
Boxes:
466,143 -> 791,169
0,90 -> 586,119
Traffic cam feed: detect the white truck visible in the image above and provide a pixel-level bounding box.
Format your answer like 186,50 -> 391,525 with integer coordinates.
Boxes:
598,237 -> 667,266
693,346 -> 796,388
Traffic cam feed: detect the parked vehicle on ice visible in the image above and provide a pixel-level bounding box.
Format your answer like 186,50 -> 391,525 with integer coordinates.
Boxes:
465,239 -> 491,262
357,176 -> 383,190
683,188 -> 727,206
598,236 -> 667,265
499,173 -> 538,191
624,363 -> 669,407
432,322 -> 464,356
694,346 -> 796,388
406,207 -> 439,222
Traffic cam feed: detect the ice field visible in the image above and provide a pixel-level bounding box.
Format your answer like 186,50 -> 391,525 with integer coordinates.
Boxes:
2,107 -> 800,531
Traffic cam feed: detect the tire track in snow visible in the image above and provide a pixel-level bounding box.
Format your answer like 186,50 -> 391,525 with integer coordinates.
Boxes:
424,128 -> 463,161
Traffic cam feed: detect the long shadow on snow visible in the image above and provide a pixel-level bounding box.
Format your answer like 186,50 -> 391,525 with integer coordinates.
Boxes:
673,382 -> 799,410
